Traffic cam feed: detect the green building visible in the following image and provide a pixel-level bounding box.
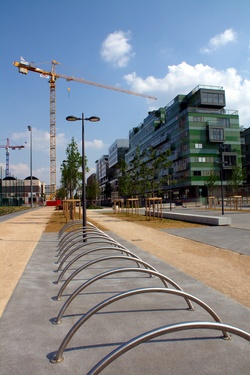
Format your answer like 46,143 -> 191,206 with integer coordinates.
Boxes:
125,85 -> 242,203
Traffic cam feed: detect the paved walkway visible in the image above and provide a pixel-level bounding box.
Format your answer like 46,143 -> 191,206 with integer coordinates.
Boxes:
0,207 -> 249,374
162,207 -> 250,256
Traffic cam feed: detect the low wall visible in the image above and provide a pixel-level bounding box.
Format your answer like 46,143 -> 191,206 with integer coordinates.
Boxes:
162,211 -> 231,226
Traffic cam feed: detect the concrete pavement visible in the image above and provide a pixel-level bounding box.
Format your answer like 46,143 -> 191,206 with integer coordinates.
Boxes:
161,207 -> 250,256
0,207 -> 249,374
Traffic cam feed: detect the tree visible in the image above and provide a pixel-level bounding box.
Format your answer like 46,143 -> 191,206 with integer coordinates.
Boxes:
86,177 -> 100,204
60,137 -> 88,198
227,163 -> 245,196
204,169 -> 218,197
117,159 -> 131,197
123,145 -> 172,198
144,146 -> 172,197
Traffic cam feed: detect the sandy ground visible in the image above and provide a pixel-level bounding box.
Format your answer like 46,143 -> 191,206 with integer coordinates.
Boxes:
0,207 -> 249,318
87,210 -> 250,309
0,207 -> 55,317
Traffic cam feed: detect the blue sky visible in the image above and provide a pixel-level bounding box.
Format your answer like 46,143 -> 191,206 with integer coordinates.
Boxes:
1,0 -> 250,188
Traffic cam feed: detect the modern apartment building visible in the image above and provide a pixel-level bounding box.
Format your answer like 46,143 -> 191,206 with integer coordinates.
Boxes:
125,85 -> 242,202
95,155 -> 109,201
241,127 -> 250,185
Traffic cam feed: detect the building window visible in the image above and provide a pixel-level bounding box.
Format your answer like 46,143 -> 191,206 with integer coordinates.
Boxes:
195,143 -> 203,149
193,116 -> 202,122
199,157 -> 206,162
194,171 -> 201,176
218,118 -> 230,127
208,126 -> 225,142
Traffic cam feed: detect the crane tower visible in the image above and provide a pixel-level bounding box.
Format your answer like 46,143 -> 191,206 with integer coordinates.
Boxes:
0,138 -> 25,177
13,57 -> 157,199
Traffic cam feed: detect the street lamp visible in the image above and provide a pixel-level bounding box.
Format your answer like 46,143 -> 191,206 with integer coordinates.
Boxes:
66,113 -> 100,234
27,126 -> 33,207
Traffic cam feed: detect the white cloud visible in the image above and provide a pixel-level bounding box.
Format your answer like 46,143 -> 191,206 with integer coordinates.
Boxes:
9,163 -> 29,179
100,30 -> 134,67
201,28 -> 237,54
124,61 -> 250,125
85,139 -> 107,149
11,128 -> 67,154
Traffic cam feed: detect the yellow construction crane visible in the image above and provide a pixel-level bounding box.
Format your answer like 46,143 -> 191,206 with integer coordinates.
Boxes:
13,58 -> 157,199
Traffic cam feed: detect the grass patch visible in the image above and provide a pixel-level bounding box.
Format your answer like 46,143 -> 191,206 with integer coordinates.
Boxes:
0,206 -> 30,216
44,210 -> 67,232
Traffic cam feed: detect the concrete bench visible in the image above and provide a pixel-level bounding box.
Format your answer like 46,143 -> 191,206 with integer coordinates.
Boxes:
162,211 -> 231,226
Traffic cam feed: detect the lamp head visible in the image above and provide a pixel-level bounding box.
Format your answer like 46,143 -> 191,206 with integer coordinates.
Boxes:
86,116 -> 100,122
66,116 -> 80,121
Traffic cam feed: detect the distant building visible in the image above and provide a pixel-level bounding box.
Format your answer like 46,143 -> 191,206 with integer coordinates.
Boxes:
95,155 -> 109,202
0,168 -> 45,206
125,85 -> 242,202
108,139 -> 129,200
241,127 -> 250,186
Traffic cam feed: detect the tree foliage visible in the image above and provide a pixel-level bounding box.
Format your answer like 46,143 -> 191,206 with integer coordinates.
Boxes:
204,169 -> 218,196
227,163 -> 245,195
118,145 -> 172,198
60,137 -> 88,198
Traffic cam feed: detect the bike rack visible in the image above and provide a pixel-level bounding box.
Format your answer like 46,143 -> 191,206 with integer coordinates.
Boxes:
57,242 -> 133,272
49,220 -> 250,370
51,287 -> 230,363
56,249 -> 142,292
53,267 -> 194,323
57,229 -> 117,259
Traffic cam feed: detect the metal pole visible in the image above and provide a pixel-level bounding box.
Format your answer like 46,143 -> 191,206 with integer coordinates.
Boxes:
82,113 -> 86,230
220,166 -> 224,215
28,126 -> 33,207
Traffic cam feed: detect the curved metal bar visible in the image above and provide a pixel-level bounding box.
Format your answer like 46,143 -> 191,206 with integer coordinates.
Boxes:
57,240 -> 127,271
58,220 -> 82,238
58,226 -> 100,249
51,287 -> 229,363
56,257 -> 157,299
58,232 -> 122,262
85,322 -> 250,374
56,250 -> 141,295
58,233 -> 123,261
58,221 -> 96,242
58,229 -> 111,257
58,239 -> 135,278
54,267 -> 194,323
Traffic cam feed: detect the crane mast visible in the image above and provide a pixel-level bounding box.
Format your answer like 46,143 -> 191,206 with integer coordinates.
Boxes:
0,138 -> 25,177
13,58 -> 157,200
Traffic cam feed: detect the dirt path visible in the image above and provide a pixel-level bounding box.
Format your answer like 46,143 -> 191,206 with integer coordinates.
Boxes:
87,211 -> 250,308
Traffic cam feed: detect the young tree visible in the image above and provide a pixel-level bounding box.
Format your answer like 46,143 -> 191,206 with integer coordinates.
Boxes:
204,169 -> 218,197
227,163 -> 245,195
117,159 -> 131,197
86,178 -> 100,204
60,137 -> 88,198
144,146 -> 172,197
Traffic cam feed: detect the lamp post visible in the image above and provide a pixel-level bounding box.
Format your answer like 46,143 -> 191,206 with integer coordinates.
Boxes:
27,126 -> 33,207
66,113 -> 100,233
